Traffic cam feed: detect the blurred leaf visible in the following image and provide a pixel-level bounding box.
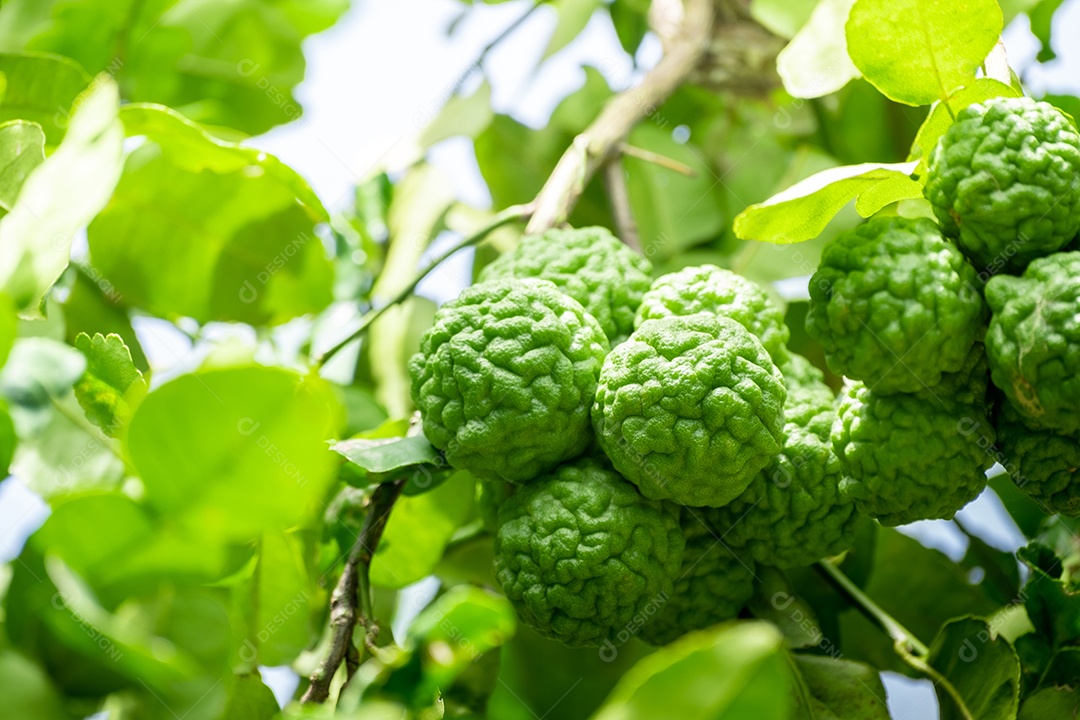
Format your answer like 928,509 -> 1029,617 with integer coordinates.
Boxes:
1,0 -> 349,136
0,52 -> 91,146
0,119 -> 44,210
0,336 -> 84,410
750,0 -> 818,39
544,0 -> 601,59
608,0 -> 650,55
987,474 -> 1044,539
1029,0 -> 1066,63
928,617 -> 1020,720
1017,542 -> 1080,649
0,75 -> 122,317
242,531 -> 312,666
734,161 -> 920,243
776,0 -> 859,99
908,79 -> 1021,175
72,332 -> 147,437
0,650 -> 73,719
0,291 -> 14,366
1019,686 -> 1080,719
592,621 -> 792,720
747,567 -> 827,649
370,469 -> 475,588
846,0 -> 1002,106
794,654 -> 889,719
125,366 -> 342,541
221,673 -> 280,720
60,266 -> 148,372
0,399 -> 14,475
955,524 -> 1021,606
333,435 -> 440,474
87,104 -> 331,325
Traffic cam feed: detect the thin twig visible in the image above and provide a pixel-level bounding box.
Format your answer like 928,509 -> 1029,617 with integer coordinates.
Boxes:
524,0 -> 714,234
314,203 -> 533,369
619,143 -> 697,176
602,158 -> 641,252
302,479 -> 406,704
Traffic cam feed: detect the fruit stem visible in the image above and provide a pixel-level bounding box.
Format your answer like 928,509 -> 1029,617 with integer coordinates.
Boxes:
301,478 -> 406,703
313,203 -> 534,369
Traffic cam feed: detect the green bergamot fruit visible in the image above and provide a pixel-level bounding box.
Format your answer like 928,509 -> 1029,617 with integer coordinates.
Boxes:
635,264 -> 790,363
994,400 -> 1080,517
409,278 -> 608,483
832,380 -> 995,526
807,216 -> 985,394
780,353 -> 835,441
638,512 -> 754,646
985,251 -> 1080,434
493,456 -> 684,646
479,226 -> 653,343
925,97 -> 1080,273
592,313 -> 786,507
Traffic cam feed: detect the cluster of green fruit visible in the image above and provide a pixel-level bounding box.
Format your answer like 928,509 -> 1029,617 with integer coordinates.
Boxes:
409,227 -> 858,647
407,96 -> 1080,649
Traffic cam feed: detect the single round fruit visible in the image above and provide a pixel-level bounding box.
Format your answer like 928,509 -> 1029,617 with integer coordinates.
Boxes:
635,264 -> 790,363
409,279 -> 608,483
493,457 -> 684,647
986,252 -> 1080,434
995,398 -> 1080,517
479,226 -> 653,343
639,513 -> 754,646
707,422 -> 862,569
780,353 -> 835,441
807,216 -> 985,394
925,97 -> 1080,272
592,314 -> 786,507
832,380 -> 995,526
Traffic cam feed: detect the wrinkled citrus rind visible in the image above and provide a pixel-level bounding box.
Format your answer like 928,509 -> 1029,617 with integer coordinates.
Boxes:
995,400 -> 1080,517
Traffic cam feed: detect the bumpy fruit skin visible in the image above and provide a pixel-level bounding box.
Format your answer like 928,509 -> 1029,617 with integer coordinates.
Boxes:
639,515 -> 754,646
986,252 -> 1080,434
635,265 -> 790,363
479,226 -> 653,343
493,457 -> 684,647
592,314 -> 786,507
995,401 -> 1080,517
925,97 -> 1080,272
409,279 -> 609,483
832,381 -> 995,526
807,217 -> 985,394
780,354 -> 835,440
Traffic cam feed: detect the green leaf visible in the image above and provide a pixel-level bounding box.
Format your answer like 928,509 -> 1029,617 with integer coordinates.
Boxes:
370,469 -> 475,588
846,0 -> 1003,106
1019,686 -> 1080,719
73,332 -> 147,437
333,434 -> 440,475
60,266 -> 148,372
733,161 -> 920,243
747,567 -> 828,649
1017,542 -> 1080,648
0,119 -> 44,211
544,0 -> 601,59
928,617 -> 1021,720
608,0 -> 651,54
908,79 -> 1021,175
592,621 -> 792,720
0,74 -> 123,317
776,0 -> 860,99
750,0 -> 818,39
1029,0 -> 1066,63
88,105 -> 333,325
0,336 -> 84,410
221,673 -> 281,720
125,366 -> 342,541
0,52 -> 92,147
242,531 -> 313,666
794,655 -> 890,719
0,651 -> 72,720
0,399 -> 14,475
0,290 -> 16,367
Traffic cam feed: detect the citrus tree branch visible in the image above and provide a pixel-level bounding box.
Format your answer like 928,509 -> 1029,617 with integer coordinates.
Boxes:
602,158 -> 641,252
314,203 -> 534,369
302,479 -> 406,704
524,0 -> 714,234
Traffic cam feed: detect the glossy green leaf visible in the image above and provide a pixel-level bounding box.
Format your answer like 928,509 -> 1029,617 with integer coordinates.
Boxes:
846,0 -> 1003,106
0,119 -> 43,210
333,434 -> 440,475
0,52 -> 91,146
88,106 -> 333,325
929,617 -> 1020,720
592,621 -> 792,720
733,161 -> 920,243
72,332 -> 146,437
125,366 -> 342,541
370,469 -> 475,588
776,0 -> 859,99
908,79 -> 1021,175
0,74 -> 122,317
795,655 -> 889,719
